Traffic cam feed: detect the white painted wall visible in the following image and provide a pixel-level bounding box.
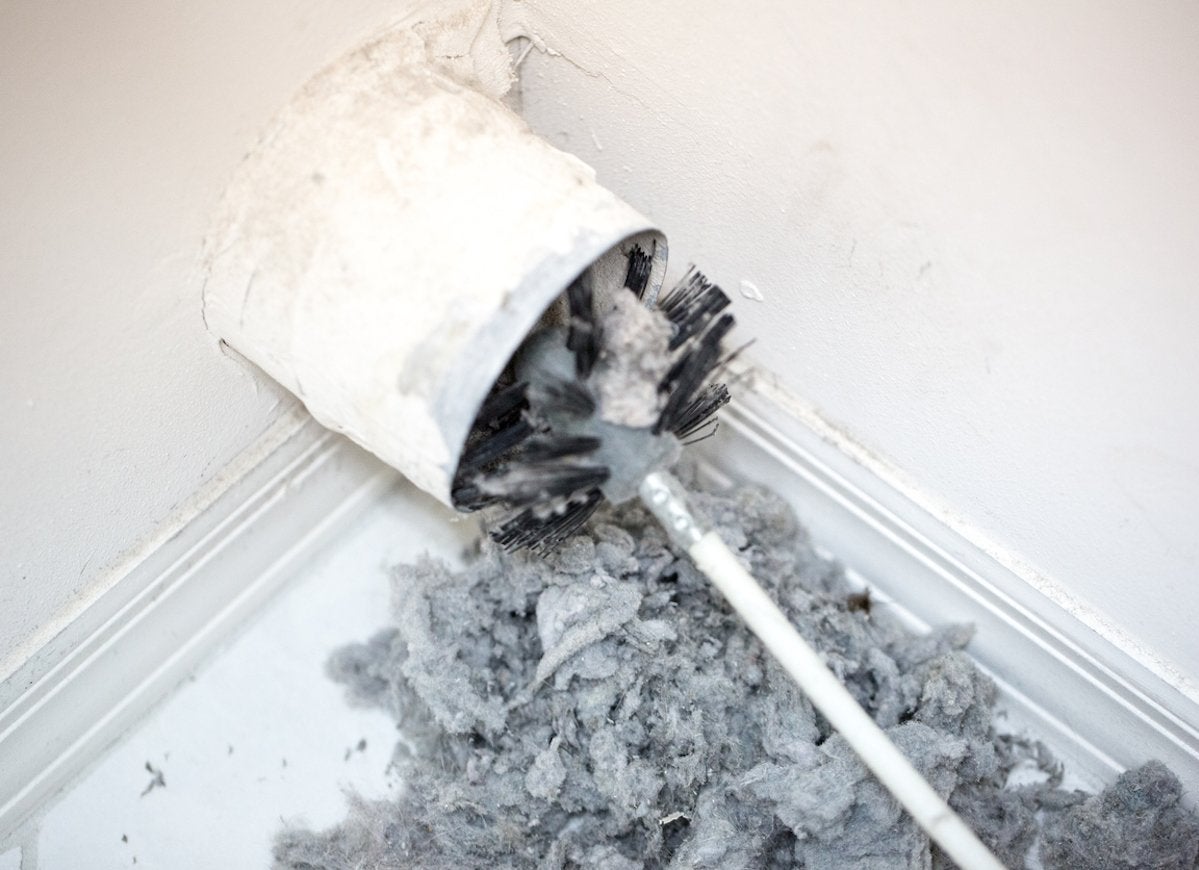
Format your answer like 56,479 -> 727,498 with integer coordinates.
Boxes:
512,1 -> 1199,692
0,0 -> 459,678
3,0 -> 1197,722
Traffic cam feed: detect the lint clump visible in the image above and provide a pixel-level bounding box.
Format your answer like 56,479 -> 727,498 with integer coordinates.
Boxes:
274,471 -> 1199,869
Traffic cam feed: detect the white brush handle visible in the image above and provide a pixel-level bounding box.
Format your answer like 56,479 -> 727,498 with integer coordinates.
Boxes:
639,471 -> 1005,870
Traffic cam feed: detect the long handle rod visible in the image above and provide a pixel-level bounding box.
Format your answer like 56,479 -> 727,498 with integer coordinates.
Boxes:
639,471 -> 1005,870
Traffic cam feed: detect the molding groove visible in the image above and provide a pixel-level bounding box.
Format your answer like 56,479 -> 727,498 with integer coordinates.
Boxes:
0,418 -> 393,843
710,388 -> 1199,793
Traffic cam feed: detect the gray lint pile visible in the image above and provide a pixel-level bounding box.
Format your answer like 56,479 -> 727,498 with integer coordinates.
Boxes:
275,470 -> 1199,869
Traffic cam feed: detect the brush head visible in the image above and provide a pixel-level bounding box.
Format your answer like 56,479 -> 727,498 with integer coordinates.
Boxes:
452,247 -> 737,552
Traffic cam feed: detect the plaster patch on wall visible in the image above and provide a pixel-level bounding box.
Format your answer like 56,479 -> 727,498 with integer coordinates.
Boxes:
401,0 -> 515,99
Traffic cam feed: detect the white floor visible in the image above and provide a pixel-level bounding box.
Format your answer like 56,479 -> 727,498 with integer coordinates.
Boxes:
21,482 -> 476,870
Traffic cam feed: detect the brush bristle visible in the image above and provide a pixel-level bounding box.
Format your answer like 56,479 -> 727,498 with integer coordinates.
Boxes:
452,253 -> 737,552
657,267 -> 731,350
623,242 -> 655,299
490,489 -> 605,553
565,274 -> 600,378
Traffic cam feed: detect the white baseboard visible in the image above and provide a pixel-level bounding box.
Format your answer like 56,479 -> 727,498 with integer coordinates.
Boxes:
706,383 -> 1199,796
3,384 -> 1197,846
0,414 -> 394,843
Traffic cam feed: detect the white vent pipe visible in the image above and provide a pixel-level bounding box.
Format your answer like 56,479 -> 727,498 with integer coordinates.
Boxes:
202,29 -> 666,506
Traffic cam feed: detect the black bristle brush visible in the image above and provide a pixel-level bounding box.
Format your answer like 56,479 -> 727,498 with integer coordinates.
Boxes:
449,251 -> 1006,869
453,249 -> 734,553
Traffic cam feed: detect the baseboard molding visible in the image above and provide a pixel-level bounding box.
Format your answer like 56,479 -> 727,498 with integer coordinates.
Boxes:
0,415 -> 395,843
3,381 -> 1197,846
704,383 -> 1199,796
